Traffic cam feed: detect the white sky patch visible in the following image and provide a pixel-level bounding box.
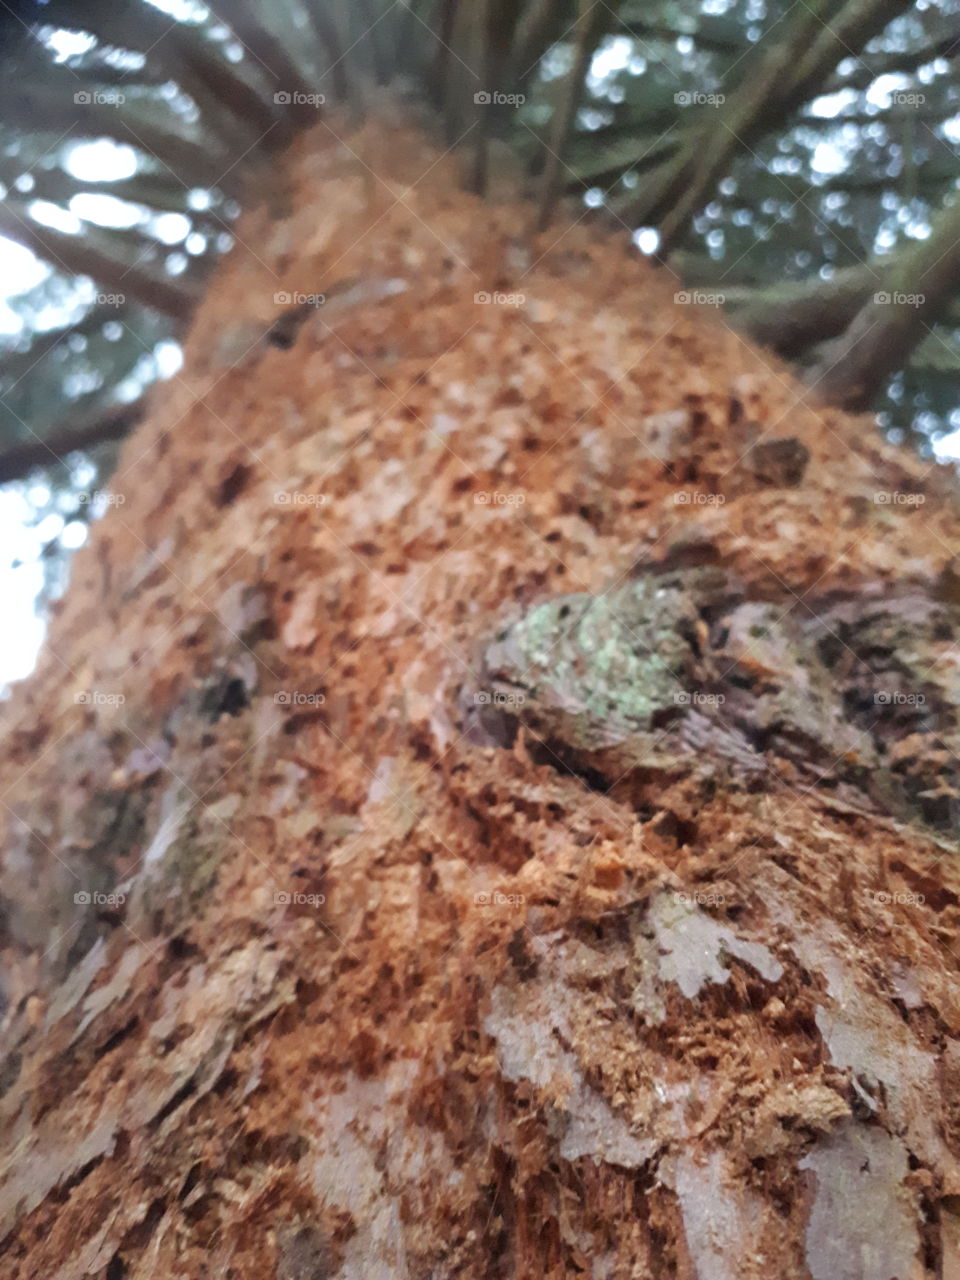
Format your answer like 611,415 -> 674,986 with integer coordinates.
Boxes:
589,36 -> 633,92
0,306 -> 23,337
187,188 -> 213,211
866,73 -> 912,110
810,140 -> 848,176
146,0 -> 208,20
633,227 -> 660,254
28,201 -> 82,235
104,47 -> 147,73
43,28 -> 97,62
809,88 -> 858,117
0,490 -> 50,687
155,340 -> 184,377
934,428 -> 960,462
0,235 -> 51,329
70,193 -> 144,230
64,140 -> 139,183
61,521 -> 88,550
0,237 -> 50,298
41,279 -> 101,325
902,216 -> 931,240
33,512 -> 64,543
150,212 -> 191,244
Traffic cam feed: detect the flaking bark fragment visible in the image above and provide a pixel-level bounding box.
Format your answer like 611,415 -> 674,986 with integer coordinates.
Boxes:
478,568 -> 960,836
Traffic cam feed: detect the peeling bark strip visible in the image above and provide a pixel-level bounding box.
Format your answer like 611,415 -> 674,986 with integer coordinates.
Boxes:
476,571 -> 960,833
2,120 -> 960,1278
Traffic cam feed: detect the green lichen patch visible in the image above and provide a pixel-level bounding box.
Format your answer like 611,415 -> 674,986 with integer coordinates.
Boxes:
482,578 -> 700,752
475,569 -> 960,838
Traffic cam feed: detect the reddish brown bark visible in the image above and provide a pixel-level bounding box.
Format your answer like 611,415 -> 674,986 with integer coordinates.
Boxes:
1,117 -> 959,1279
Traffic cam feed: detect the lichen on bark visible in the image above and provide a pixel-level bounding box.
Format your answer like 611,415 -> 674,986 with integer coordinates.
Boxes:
478,566 -> 960,840
481,573 -> 703,749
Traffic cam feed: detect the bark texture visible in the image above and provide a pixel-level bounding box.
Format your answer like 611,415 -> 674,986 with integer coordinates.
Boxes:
1,117 -> 960,1279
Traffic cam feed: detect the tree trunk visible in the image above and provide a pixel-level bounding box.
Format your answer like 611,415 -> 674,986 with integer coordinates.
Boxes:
2,114 -> 960,1280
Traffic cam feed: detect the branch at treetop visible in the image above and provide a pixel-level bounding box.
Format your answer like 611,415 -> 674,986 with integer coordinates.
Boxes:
784,0 -> 917,111
0,204 -> 200,321
716,264 -> 882,356
805,195 -> 960,409
33,0 -> 287,147
0,81 -> 237,193
824,27 -> 960,93
613,0 -> 913,246
0,399 -> 142,485
0,305 -> 144,389
537,0 -> 614,228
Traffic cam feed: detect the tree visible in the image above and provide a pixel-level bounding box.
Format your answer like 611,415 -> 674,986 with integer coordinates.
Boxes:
1,0 -> 960,508
2,6 -> 960,1278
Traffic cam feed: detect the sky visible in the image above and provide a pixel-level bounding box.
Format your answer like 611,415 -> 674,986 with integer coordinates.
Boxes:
0,130 -> 186,689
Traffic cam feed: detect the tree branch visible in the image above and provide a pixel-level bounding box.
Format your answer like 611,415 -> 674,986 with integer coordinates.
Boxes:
805,195 -> 960,408
824,25 -> 960,93
207,0 -> 320,123
0,82 -> 237,192
718,264 -> 881,355
0,203 -> 200,320
615,0 -> 914,247
35,0 -> 288,147
300,0 -> 352,103
536,0 -> 614,228
0,305 -> 137,388
0,399 -> 141,485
